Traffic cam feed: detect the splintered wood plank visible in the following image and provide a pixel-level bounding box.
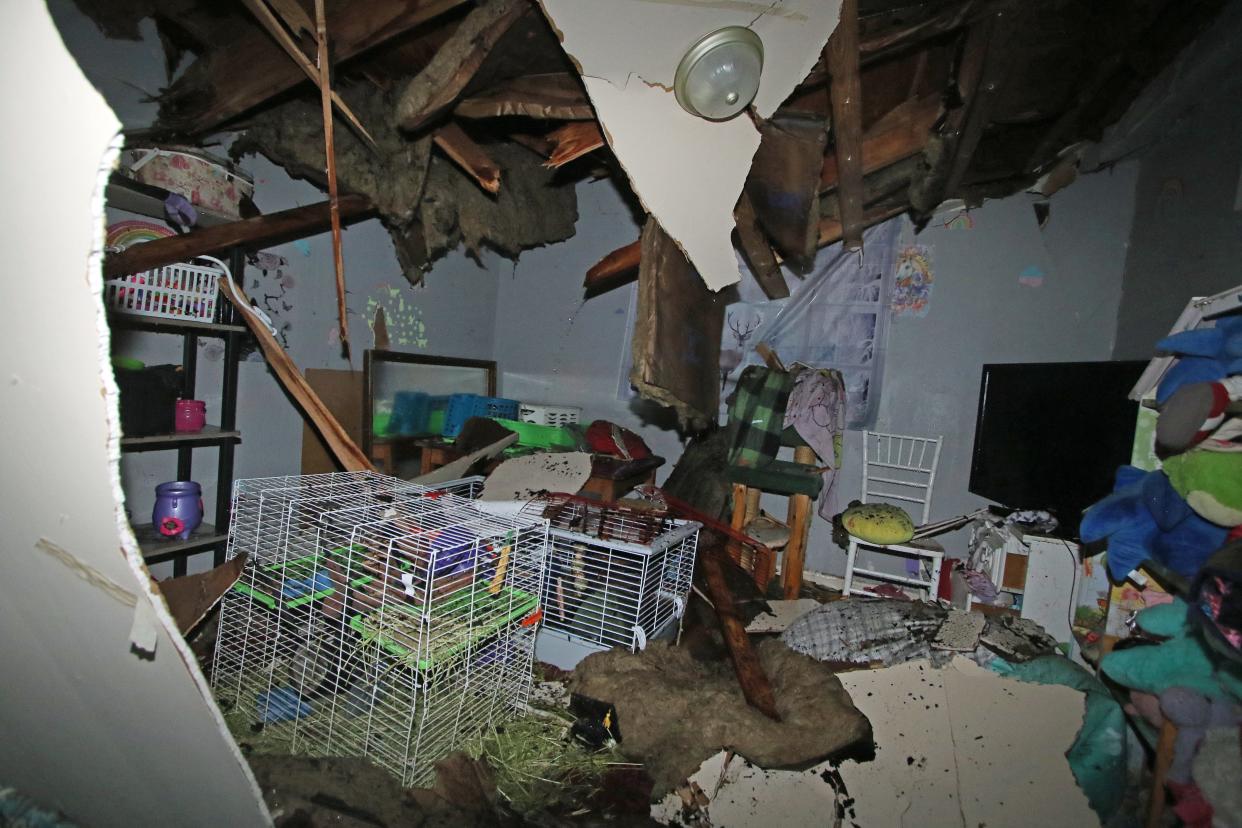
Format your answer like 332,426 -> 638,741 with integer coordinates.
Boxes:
583,238 -> 641,293
455,72 -> 595,120
545,121 -> 606,168
103,195 -> 374,277
218,276 -> 374,472
239,0 -> 375,146
826,0 -> 865,250
395,0 -> 528,132
745,115 -> 827,270
701,542 -> 781,721
159,0 -> 468,135
819,92 -> 941,191
433,122 -> 502,193
315,0 -> 350,355
816,202 -> 908,247
734,192 -> 789,301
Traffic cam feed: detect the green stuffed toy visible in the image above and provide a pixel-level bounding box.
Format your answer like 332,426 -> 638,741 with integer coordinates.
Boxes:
1162,446 -> 1242,528
842,503 -> 915,544
1101,598 -> 1242,701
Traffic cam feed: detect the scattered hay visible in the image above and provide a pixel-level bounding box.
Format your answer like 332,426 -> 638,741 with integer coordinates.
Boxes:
464,714 -> 625,817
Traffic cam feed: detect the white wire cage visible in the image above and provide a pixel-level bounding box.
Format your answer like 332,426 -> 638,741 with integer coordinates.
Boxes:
416,481 -> 701,657
211,471 -> 548,787
537,497 -> 700,653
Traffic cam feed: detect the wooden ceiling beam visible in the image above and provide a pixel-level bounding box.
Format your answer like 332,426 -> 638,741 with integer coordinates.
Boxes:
395,0 -> 528,132
454,72 -> 595,120
826,0 -> 865,251
819,92 -> 941,192
544,121 -> 606,168
433,122 -> 502,193
158,0 -> 469,136
104,194 -> 375,277
734,192 -> 790,301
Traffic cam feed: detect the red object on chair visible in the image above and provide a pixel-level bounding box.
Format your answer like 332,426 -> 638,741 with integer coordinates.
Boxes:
585,420 -> 651,460
939,557 -> 958,601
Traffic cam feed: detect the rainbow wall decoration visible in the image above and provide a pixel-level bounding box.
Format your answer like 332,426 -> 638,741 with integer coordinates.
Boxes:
105,219 -> 173,253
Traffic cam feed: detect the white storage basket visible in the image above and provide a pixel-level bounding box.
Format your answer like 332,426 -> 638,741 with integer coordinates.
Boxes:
104,260 -> 222,322
518,403 -> 582,426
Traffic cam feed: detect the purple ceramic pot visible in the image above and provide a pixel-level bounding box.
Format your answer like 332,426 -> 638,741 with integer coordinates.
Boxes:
153,480 -> 203,540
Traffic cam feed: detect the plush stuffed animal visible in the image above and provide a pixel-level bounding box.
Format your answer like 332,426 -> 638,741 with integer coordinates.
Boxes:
1157,377 -> 1242,454
1080,466 -> 1227,581
1100,598 -> 1242,702
1163,447 -> 1242,528
1155,316 -> 1242,405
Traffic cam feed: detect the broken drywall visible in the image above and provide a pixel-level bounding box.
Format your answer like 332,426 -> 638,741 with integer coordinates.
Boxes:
536,0 -> 842,291
653,657 -> 1097,827
0,4 -> 269,824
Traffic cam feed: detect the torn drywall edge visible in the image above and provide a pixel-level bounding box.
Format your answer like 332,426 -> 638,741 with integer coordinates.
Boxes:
90,132 -> 273,820
537,0 -> 842,291
579,75 -> 756,291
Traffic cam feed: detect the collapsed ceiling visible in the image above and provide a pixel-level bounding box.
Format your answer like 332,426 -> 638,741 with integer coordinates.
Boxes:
74,0 -> 1223,290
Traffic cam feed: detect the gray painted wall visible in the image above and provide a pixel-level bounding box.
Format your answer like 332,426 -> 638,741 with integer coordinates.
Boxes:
752,166 -> 1140,574
1112,71 -> 1242,359
493,179 -> 686,472
488,167 -> 1140,575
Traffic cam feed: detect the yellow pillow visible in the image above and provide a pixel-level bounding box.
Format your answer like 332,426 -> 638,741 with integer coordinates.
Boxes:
842,503 -> 915,544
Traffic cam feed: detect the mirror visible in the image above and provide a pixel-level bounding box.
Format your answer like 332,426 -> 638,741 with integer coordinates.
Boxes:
363,350 -> 497,464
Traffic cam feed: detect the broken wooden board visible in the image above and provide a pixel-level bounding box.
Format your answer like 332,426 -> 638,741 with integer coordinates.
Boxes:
544,121 -> 606,168
218,276 -> 374,472
537,0 -> 842,291
826,0 -> 865,250
733,192 -> 789,301
103,194 -> 373,277
652,657 -> 1097,827
629,219 -> 726,431
745,114 -> 827,272
395,0 -> 529,132
433,121 -> 502,194
158,0 -> 469,135
157,553 -> 248,634
455,72 -> 595,121
701,542 -> 781,721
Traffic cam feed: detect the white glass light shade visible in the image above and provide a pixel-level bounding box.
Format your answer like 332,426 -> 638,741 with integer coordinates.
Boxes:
674,26 -> 764,121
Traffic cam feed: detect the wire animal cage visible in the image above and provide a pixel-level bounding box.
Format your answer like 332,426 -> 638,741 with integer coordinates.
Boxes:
212,471 -> 548,787
537,496 -> 700,654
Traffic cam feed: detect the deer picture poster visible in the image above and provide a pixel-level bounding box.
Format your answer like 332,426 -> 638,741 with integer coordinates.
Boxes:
718,218 -> 902,428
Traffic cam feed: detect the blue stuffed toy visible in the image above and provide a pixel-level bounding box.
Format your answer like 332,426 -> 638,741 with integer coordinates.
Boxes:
1080,466 -> 1227,581
1154,315 -> 1242,405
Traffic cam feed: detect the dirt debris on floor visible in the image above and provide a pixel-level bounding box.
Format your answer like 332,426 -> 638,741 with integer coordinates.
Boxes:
571,638 -> 872,796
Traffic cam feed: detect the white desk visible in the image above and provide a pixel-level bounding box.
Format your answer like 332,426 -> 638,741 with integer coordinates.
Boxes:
969,520 -> 1080,648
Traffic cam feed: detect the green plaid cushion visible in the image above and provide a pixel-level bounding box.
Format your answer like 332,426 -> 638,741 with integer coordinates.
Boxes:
728,366 -> 794,468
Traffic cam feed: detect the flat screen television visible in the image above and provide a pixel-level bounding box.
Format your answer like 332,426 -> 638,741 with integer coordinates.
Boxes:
968,360 -> 1147,538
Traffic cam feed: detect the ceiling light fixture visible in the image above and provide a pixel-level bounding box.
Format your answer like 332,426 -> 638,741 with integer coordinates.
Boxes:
674,26 -> 764,121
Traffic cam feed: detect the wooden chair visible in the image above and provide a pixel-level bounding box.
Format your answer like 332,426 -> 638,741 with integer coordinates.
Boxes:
727,440 -> 824,599
842,431 -> 944,599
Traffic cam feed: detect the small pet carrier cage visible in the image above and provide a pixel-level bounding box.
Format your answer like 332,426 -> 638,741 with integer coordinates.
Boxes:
212,471 -> 548,787
536,496 -> 699,654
